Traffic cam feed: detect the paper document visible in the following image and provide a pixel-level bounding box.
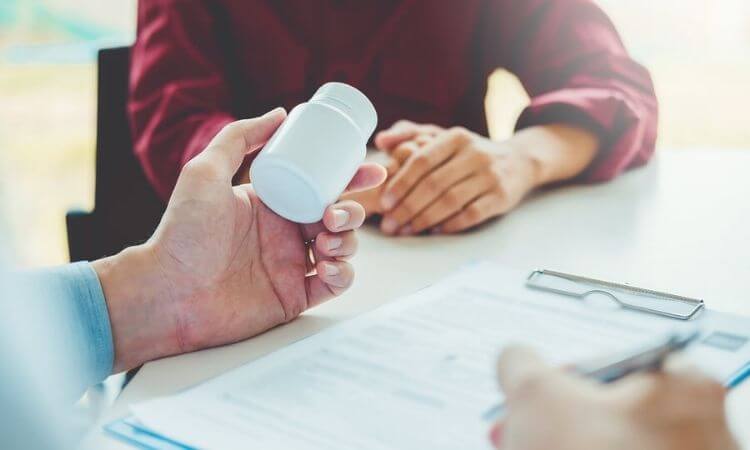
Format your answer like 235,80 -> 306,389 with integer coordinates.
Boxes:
119,262 -> 750,450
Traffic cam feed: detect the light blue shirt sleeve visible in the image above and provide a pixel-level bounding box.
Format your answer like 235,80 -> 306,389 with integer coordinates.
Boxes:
33,262 -> 114,391
1,261 -> 114,448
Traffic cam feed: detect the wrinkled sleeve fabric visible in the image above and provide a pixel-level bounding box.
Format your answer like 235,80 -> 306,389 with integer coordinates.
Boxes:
30,262 -> 114,398
481,0 -> 658,182
129,0 -> 236,200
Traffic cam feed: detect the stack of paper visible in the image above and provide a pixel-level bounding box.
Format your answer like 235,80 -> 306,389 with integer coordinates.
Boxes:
108,262 -> 750,449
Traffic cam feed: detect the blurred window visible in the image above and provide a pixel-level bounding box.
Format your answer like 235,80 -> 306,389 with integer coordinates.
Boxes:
0,0 -> 748,266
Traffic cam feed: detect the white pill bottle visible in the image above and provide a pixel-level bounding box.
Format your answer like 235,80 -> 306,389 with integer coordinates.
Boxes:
250,82 -> 377,223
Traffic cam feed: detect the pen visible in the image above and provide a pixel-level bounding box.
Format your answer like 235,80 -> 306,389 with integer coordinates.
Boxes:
482,329 -> 701,422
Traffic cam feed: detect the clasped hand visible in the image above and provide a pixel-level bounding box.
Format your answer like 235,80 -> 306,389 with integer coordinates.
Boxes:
347,120 -> 540,235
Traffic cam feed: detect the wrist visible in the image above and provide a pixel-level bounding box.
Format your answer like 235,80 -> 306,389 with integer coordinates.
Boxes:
92,244 -> 182,372
488,140 -> 545,196
503,125 -> 599,187
501,142 -> 546,191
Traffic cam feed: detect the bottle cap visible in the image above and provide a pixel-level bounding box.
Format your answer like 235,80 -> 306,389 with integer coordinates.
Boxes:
311,82 -> 377,142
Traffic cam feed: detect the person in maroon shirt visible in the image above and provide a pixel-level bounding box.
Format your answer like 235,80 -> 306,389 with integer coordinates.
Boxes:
129,0 -> 657,235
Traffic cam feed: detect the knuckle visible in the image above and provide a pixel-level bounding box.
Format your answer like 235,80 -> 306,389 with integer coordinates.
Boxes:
396,197 -> 417,218
511,372 -> 547,401
448,126 -> 471,143
182,158 -> 202,174
696,378 -> 726,402
387,205 -> 410,224
390,178 -> 409,197
415,134 -> 433,146
221,121 -> 242,136
484,172 -> 502,191
441,220 -> 459,233
182,157 -> 217,179
411,215 -> 428,231
413,213 -> 437,232
487,175 -> 506,196
474,150 -> 493,165
396,140 -> 418,155
412,154 -> 430,171
421,174 -> 441,193
396,200 -> 415,219
440,189 -> 460,209
464,204 -> 483,222
385,159 -> 401,176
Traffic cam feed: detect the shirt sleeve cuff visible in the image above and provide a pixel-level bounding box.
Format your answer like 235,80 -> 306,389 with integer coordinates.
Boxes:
515,87 -> 657,182
41,262 -> 114,387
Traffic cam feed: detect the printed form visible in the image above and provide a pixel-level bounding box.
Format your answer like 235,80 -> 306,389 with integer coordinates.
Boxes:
127,262 -> 750,450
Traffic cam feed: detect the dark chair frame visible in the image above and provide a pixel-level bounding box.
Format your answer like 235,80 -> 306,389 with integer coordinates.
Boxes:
66,47 -> 164,263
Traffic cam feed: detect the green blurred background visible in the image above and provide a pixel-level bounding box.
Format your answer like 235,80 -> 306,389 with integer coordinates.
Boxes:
1,0 -> 749,267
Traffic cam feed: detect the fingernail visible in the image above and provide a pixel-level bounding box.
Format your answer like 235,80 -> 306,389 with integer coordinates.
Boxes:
399,225 -> 413,236
489,424 -> 503,446
323,262 -> 340,276
333,209 -> 350,229
381,193 -> 396,210
326,236 -> 342,251
263,107 -> 285,117
381,217 -> 398,234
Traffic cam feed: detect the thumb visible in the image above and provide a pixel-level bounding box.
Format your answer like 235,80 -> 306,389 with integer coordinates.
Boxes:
497,345 -> 550,396
202,108 -> 287,179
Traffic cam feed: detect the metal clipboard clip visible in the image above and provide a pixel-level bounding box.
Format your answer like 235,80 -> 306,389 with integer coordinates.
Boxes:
526,270 -> 705,320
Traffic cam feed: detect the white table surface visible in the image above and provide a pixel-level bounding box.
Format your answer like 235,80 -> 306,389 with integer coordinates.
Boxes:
83,149 -> 750,448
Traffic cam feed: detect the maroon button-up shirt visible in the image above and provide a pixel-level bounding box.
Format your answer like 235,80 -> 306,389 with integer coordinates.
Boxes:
129,0 -> 658,200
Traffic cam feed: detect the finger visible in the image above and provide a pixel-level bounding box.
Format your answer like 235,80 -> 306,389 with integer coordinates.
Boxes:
409,172 -> 496,233
300,165 -> 383,240
305,260 -> 355,308
381,129 -> 470,211
373,120 -> 419,152
612,361 -> 725,407
323,200 -> 366,232
497,346 -> 550,396
375,121 -> 442,151
380,152 -> 488,233
391,140 -> 419,166
314,231 -> 358,260
385,157 -> 402,177
338,185 -> 384,217
374,120 -> 420,151
344,163 -> 387,193
439,192 -> 504,234
414,134 -> 434,147
301,200 -> 366,240
201,108 -> 287,179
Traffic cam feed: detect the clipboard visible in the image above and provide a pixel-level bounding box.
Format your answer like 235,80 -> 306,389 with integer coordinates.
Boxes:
105,416 -> 194,450
524,270 -> 750,387
526,269 -> 705,320
103,262 -> 750,450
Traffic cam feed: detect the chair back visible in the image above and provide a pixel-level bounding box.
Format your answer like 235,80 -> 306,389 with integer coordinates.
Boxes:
66,46 -> 164,262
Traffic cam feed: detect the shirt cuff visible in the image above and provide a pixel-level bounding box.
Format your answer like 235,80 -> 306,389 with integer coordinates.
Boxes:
515,87 -> 657,183
40,262 -> 114,387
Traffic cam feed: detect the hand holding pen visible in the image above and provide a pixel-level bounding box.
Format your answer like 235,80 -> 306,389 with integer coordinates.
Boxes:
488,333 -> 739,450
